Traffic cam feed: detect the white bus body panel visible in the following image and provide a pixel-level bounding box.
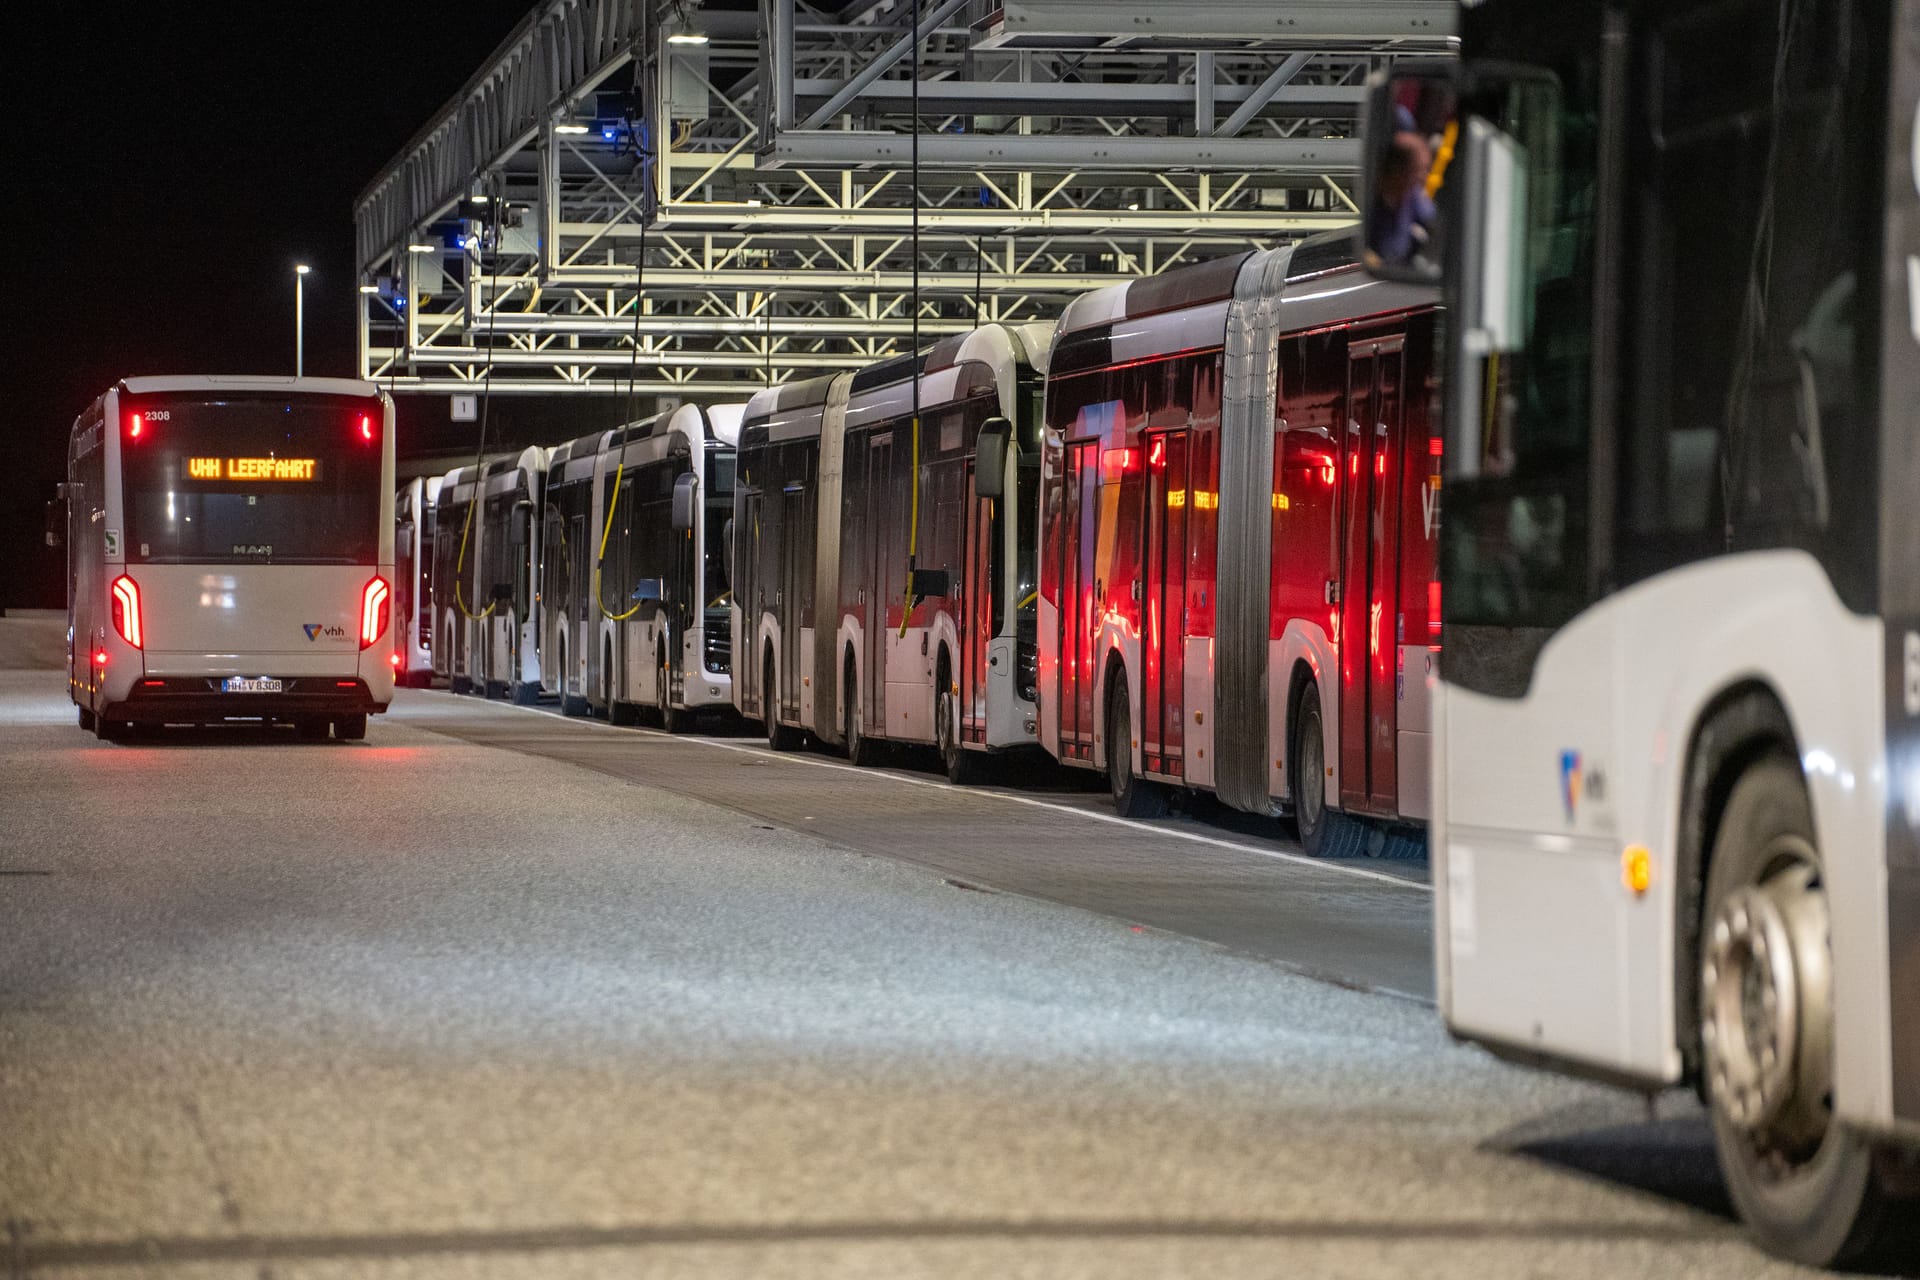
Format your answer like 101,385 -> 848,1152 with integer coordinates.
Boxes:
1439,551 -> 1892,1125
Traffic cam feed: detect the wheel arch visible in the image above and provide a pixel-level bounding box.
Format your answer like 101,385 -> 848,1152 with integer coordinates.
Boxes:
1674,679 -> 1802,1087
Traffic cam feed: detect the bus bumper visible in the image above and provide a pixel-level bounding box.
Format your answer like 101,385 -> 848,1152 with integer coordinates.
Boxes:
108,676 -> 388,724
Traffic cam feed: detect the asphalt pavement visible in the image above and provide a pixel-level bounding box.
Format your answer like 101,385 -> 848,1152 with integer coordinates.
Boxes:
0,668 -> 1870,1278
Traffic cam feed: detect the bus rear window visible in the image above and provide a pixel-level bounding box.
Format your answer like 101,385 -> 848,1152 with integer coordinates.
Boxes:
121,396 -> 383,565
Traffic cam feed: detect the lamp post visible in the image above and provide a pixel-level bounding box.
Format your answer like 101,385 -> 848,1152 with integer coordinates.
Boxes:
294,264 -> 312,376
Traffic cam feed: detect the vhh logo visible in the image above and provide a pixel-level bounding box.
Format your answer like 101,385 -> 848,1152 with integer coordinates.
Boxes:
303,623 -> 347,642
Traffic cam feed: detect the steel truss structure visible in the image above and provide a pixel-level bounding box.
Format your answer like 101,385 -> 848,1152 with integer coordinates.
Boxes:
354,0 -> 1454,398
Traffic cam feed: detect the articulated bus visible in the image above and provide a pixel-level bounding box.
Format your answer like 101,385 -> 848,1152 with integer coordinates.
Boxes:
57,375 -> 396,741
430,447 -> 545,701
538,428 -> 609,716
394,474 -> 441,687
1362,0 -> 1920,1263
571,403 -> 741,729
1040,242 -> 1439,844
733,323 -> 1051,779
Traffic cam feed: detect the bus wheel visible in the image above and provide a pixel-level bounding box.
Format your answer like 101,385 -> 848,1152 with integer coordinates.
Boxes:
95,714 -> 131,743
1292,684 -> 1364,858
937,678 -> 978,786
295,717 -> 329,741
1105,679 -> 1166,819
1700,757 -> 1897,1268
333,713 -> 368,742
764,653 -> 800,751
78,705 -> 95,732
606,644 -> 637,725
657,652 -> 685,734
844,659 -> 880,767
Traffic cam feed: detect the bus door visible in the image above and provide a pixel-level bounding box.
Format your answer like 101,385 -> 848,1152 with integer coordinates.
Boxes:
863,433 -> 894,737
961,459 -> 990,743
666,466 -> 697,700
1340,335 -> 1408,815
777,465 -> 809,724
1055,441 -> 1098,761
396,519 -> 416,654
1142,431 -> 1190,776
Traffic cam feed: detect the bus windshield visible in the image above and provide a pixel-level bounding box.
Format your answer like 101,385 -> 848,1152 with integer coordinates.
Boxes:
704,451 -> 736,610
122,396 -> 384,565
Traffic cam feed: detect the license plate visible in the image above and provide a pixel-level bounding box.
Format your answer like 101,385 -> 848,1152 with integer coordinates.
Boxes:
223,677 -> 283,694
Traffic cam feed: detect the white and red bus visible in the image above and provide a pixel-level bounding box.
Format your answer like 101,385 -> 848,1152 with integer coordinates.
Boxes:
732,323 -> 1051,780
394,474 -> 441,687
58,375 -> 397,741
1039,239 -> 1439,848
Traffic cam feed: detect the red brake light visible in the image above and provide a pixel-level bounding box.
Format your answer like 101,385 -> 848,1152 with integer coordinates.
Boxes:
359,414 -> 374,442
110,575 -> 143,649
128,412 -> 143,440
360,576 -> 391,649
389,652 -> 401,668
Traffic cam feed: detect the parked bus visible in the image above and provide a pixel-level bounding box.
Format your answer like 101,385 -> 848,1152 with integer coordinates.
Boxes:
394,474 -> 441,687
833,324 -> 1051,779
581,402 -> 741,729
1039,241 -> 1439,845
55,375 -> 396,741
1359,0 -> 1920,1263
430,448 -> 545,700
732,372 -> 852,748
538,428 -> 609,716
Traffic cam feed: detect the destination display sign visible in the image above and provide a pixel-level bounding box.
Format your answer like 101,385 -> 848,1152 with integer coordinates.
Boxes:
185,457 -> 320,482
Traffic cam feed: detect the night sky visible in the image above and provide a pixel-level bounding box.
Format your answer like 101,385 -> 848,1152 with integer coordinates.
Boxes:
2,3 -> 542,607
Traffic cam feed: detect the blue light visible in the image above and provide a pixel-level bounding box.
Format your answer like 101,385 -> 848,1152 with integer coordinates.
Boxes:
394,296 -> 407,309
602,129 -> 615,140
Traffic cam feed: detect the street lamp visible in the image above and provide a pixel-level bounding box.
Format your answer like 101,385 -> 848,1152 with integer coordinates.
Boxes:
294,263 -> 312,376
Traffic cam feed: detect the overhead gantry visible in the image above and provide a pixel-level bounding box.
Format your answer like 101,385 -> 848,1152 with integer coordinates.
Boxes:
353,0 -> 1455,398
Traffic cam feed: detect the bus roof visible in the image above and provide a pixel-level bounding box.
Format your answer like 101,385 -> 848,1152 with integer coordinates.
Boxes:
118,375 -> 385,400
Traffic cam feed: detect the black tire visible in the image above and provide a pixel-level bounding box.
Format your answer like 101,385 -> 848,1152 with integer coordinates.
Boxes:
605,643 -> 636,725
333,713 -> 368,741
657,650 -> 685,734
937,670 -> 980,785
1699,756 -> 1902,1268
451,676 -> 474,697
512,680 -> 539,707
296,717 -> 330,741
1292,683 -> 1366,858
1105,676 -> 1166,819
486,680 -> 509,701
844,656 -> 882,766
78,705 -> 95,732
558,640 -> 588,716
764,652 -> 800,751
95,713 -> 131,742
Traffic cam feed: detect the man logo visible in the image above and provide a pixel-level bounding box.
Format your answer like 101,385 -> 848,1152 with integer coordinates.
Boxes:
303,623 -> 324,641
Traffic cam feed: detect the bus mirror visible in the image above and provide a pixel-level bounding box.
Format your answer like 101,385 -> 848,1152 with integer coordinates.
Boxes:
44,499 -> 65,549
671,472 -> 699,532
631,578 -> 665,604
908,568 -> 952,602
1358,63 -> 1457,285
973,418 -> 1013,500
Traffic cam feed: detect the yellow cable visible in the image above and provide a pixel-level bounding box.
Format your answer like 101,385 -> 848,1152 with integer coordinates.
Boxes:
594,462 -> 642,622
452,483 -> 497,621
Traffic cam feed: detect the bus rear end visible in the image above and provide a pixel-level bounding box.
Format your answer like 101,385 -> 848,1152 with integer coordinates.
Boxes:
96,378 -> 396,735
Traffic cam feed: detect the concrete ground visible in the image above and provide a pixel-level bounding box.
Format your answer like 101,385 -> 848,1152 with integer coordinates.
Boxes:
0,667 -> 1879,1278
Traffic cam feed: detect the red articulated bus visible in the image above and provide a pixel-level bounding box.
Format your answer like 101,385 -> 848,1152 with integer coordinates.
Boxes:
1039,234 -> 1441,853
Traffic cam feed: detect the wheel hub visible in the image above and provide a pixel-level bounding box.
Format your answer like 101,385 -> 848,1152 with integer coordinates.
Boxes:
1701,852 -> 1833,1156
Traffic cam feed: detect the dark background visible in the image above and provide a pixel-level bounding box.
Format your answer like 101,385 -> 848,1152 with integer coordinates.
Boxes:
1,3 -> 571,608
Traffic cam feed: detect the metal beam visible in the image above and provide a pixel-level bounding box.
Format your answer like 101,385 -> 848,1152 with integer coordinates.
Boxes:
974,0 -> 1459,46
762,131 -> 1361,172
1216,52 -> 1312,138
796,0 -> 972,129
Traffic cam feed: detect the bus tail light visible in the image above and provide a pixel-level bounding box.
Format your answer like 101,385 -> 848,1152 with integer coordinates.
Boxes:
110,575 -> 144,648
360,577 -> 391,649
